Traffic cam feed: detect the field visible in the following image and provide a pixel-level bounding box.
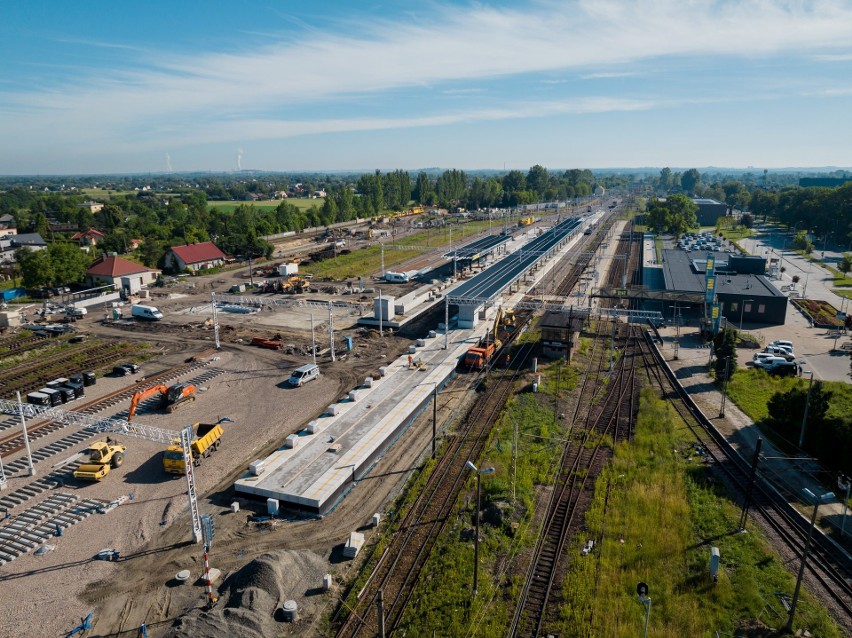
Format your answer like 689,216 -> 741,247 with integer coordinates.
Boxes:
302,220 -> 494,280
207,198 -> 322,212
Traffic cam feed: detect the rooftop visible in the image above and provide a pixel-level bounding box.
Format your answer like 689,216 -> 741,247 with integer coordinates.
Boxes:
87,255 -> 155,278
169,241 -> 226,264
660,249 -> 784,298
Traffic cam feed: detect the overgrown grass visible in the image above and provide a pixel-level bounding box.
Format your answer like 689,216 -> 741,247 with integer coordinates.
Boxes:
727,367 -> 852,425
397,360 -> 579,636
557,390 -> 841,637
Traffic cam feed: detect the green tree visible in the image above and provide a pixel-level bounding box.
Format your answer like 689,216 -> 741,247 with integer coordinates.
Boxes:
712,327 -> 738,378
838,253 -> 852,276
526,165 -> 549,198
659,167 -> 673,192
681,168 -> 701,194
767,381 -> 832,452
792,230 -> 814,254
15,247 -> 54,289
46,242 -> 89,286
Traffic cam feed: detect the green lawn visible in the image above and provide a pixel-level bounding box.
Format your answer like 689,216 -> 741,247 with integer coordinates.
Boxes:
302,221 -> 494,280
717,227 -> 754,242
727,367 -> 852,425
207,198 -> 322,212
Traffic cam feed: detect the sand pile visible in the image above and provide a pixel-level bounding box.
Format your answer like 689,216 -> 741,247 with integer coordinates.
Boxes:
166,549 -> 330,638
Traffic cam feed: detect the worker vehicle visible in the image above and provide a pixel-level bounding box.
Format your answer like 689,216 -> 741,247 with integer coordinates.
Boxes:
289,363 -> 320,387
463,309 -> 504,370
163,419 -> 229,473
131,304 -> 163,320
128,383 -> 196,421
518,216 -> 534,226
65,306 -> 87,318
384,271 -> 409,283
73,439 -> 126,481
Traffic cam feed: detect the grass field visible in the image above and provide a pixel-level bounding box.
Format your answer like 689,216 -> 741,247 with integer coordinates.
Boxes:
727,367 -> 852,426
390,373 -> 841,636
302,221 -> 494,280
207,198 -> 323,213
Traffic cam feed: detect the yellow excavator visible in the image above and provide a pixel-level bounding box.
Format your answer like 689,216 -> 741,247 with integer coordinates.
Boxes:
463,309 -> 505,370
128,383 -> 196,421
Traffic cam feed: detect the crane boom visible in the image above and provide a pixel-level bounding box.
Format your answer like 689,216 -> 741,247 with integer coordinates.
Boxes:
0,399 -> 202,543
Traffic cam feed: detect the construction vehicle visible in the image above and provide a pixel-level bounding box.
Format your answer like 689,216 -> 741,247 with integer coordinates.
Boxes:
283,275 -> 310,293
163,418 -> 230,473
73,439 -> 126,481
463,309 -> 504,370
498,308 -> 517,342
518,216 -> 535,226
128,383 -> 196,421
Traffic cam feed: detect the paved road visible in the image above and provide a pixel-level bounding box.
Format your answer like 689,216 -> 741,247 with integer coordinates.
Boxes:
736,225 -> 850,383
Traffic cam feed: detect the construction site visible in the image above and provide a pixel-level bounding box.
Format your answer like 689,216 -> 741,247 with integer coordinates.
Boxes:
1,202 -> 850,638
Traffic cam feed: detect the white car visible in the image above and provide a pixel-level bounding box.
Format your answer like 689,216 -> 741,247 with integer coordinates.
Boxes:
753,356 -> 788,369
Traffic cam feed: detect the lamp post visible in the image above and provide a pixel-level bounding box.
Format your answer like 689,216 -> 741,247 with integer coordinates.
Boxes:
785,488 -> 835,633
838,473 -> 851,538
739,299 -> 754,331
719,356 -> 731,417
419,382 -> 439,459
465,460 -> 494,596
822,231 -> 833,259
798,370 -> 815,449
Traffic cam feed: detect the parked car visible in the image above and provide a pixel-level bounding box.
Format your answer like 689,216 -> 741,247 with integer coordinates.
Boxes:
764,345 -> 795,361
753,356 -> 788,370
769,340 -> 794,350
767,360 -> 798,376
112,363 -> 140,376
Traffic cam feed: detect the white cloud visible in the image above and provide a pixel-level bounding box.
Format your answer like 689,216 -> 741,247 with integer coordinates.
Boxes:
3,0 -> 852,161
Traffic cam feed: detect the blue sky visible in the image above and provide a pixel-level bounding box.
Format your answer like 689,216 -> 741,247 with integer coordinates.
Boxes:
2,0 -> 852,175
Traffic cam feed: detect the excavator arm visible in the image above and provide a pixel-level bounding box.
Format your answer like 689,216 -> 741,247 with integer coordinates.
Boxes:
128,385 -> 167,422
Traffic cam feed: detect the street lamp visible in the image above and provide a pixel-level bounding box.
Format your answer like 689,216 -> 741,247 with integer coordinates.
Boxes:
419,382 -> 440,459
465,460 -> 495,596
719,356 -> 731,417
838,473 -> 851,538
739,299 -> 754,331
798,370 -> 815,449
785,488 -> 835,633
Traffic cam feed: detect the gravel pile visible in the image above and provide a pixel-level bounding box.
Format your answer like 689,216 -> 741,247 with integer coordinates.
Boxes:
166,549 -> 330,638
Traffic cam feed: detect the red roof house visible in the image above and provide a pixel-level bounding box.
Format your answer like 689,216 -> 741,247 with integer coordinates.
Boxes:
164,242 -> 226,273
71,228 -> 106,247
86,255 -> 159,289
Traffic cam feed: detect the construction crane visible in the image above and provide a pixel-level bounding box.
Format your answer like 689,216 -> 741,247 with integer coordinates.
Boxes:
0,399 -> 204,544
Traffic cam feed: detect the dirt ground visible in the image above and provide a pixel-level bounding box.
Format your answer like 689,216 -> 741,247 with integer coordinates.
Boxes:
0,265 -> 474,638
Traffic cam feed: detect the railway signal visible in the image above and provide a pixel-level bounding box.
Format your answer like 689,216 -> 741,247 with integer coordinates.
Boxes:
636,582 -> 651,638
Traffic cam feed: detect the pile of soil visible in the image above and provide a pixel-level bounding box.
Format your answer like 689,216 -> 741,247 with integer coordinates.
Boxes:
166,549 -> 330,638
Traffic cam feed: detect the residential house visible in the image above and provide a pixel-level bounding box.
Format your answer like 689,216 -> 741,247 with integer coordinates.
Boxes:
0,233 -> 47,264
86,255 -> 159,295
71,228 -> 106,248
78,201 -> 104,214
164,241 -> 227,273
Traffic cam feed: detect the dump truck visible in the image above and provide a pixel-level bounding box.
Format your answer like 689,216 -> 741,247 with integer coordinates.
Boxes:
162,419 -> 230,473
73,439 -> 126,481
128,383 -> 196,421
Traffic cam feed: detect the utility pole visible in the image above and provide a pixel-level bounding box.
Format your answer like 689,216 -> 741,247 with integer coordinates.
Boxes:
310,313 -> 316,364
719,357 -> 730,417
738,437 -> 762,530
211,292 -> 220,349
15,392 -> 35,476
328,302 -> 336,362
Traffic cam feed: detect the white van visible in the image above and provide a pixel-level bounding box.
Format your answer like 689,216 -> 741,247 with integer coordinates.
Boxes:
384,272 -> 409,283
289,364 -> 320,387
65,306 -> 87,318
131,304 -> 163,320
769,340 -> 794,350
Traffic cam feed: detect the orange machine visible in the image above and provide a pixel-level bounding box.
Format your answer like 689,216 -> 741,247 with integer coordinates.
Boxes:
128,383 -> 196,421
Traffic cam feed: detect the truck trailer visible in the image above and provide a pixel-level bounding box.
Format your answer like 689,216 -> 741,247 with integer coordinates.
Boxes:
162,419 -> 230,473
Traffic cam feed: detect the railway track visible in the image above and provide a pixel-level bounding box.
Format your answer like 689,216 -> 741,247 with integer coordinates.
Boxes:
509,322 -> 638,637
334,341 -> 538,637
638,333 -> 852,628
0,340 -> 143,398
0,350 -> 220,459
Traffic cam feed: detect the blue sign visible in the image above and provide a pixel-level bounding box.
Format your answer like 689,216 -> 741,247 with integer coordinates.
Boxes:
704,276 -> 716,303
711,304 -> 722,333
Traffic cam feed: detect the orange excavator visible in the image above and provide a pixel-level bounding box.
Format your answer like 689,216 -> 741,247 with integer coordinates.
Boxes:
128,383 -> 196,421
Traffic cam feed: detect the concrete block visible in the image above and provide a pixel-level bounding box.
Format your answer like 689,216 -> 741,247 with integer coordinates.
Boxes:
249,460 -> 265,476
408,345 -> 417,354
307,420 -> 322,434
378,366 -> 388,377
363,376 -> 373,388
267,498 -> 280,516
416,339 -> 426,347
428,331 -> 436,339
348,390 -> 359,402
323,574 -> 333,591
371,512 -> 381,527
285,434 -> 299,448
327,404 -> 341,416
230,502 -> 240,513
